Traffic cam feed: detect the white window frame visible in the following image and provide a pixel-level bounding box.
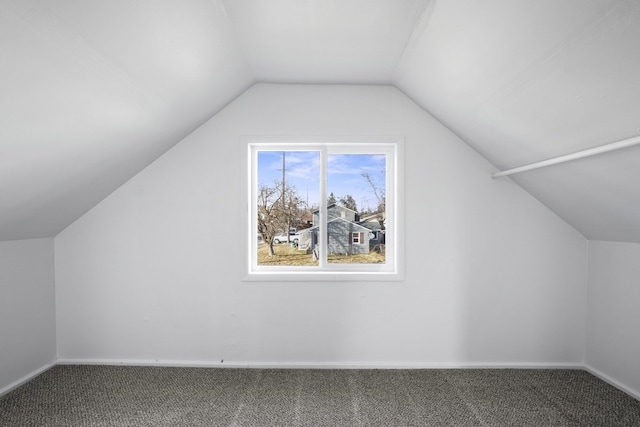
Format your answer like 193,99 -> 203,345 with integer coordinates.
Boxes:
351,232 -> 362,245
244,136 -> 403,282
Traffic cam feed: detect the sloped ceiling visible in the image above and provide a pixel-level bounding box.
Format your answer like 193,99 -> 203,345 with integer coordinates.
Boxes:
1,0 -> 639,242
0,0 -> 253,240
394,0 -> 640,243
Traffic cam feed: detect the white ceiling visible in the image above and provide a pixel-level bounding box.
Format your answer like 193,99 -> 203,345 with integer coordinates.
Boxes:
1,0 -> 639,242
222,0 -> 429,83
0,0 -> 253,240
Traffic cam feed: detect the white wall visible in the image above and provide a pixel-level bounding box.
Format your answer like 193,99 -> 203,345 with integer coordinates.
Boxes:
0,238 -> 56,394
587,241 -> 640,398
55,84 -> 588,367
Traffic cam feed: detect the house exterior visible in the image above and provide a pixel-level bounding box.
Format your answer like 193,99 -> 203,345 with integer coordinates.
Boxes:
312,203 -> 359,224
299,204 -> 373,255
358,213 -> 385,247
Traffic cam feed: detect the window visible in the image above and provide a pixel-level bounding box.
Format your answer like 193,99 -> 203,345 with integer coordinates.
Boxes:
245,137 -> 402,281
351,232 -> 363,245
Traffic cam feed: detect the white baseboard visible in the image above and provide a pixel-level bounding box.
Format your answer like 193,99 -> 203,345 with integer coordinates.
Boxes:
0,362 -> 56,398
8,360 -> 637,403
55,358 -> 584,370
585,365 -> 640,401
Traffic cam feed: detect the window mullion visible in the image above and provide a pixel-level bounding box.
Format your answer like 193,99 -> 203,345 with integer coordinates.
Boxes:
319,147 -> 328,268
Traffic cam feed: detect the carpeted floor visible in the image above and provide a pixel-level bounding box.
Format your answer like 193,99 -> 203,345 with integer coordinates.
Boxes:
1,366 -> 639,426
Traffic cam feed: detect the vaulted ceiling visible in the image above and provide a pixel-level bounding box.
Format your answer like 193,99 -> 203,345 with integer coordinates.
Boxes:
2,0 -> 639,242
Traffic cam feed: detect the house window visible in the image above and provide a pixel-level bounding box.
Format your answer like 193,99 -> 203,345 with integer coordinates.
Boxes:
351,232 -> 363,244
246,137 -> 402,281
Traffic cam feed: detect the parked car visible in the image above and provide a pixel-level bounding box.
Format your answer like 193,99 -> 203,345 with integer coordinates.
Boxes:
273,228 -> 299,244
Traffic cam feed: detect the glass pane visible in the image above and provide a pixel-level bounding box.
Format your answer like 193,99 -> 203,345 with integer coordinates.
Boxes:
257,151 -> 320,266
327,154 -> 386,264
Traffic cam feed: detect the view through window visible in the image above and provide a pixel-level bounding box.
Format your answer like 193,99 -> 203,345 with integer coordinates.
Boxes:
248,140 -> 399,278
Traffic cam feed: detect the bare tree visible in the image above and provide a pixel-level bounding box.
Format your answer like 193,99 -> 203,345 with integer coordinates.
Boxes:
257,182 -> 306,256
283,185 -> 306,243
361,171 -> 385,233
257,184 -> 283,256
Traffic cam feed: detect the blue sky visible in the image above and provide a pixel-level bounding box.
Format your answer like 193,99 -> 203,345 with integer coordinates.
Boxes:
258,151 -> 385,212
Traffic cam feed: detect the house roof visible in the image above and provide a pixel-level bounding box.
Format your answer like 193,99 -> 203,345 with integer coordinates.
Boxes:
359,222 -> 383,232
302,217 -> 372,233
312,204 -> 357,215
2,0 -> 640,242
359,213 -> 385,223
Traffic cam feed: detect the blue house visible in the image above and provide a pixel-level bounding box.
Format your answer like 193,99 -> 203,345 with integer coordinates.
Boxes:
299,204 -> 373,255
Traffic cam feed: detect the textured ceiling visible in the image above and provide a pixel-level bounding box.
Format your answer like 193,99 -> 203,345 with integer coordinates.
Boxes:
1,0 -> 639,242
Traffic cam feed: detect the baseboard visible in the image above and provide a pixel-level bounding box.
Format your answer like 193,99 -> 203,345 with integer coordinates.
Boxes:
585,365 -> 640,401
0,361 -> 56,398
55,358 -> 584,370
4,359 -> 612,401
7,360 -> 637,402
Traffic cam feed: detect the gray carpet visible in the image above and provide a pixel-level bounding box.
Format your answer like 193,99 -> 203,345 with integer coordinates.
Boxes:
1,366 -> 639,426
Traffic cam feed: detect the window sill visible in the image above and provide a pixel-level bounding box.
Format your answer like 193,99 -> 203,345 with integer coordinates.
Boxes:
243,270 -> 404,282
